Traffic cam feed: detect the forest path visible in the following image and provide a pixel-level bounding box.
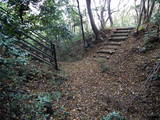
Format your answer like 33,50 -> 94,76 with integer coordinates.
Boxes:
62,58 -> 124,119
59,27 -> 150,120
59,28 -> 139,119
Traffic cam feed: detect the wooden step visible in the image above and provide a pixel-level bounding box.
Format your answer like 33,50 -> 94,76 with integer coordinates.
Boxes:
109,37 -> 128,42
116,27 -> 134,30
93,55 -> 110,59
97,55 -> 110,59
99,45 -> 119,50
111,33 -> 129,37
114,30 -> 132,33
104,41 -> 122,46
97,49 -> 116,55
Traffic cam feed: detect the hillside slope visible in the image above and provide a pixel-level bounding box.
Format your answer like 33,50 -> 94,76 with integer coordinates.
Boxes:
60,32 -> 160,120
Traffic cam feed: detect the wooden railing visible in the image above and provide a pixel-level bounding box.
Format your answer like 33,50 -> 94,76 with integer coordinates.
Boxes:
0,7 -> 58,70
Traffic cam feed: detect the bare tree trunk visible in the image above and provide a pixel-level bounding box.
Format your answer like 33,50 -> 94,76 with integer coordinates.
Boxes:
108,0 -> 113,27
142,0 -> 147,23
100,11 -> 105,29
134,0 -> 139,24
100,0 -> 107,29
137,0 -> 156,32
86,0 -> 100,42
137,0 -> 144,32
148,0 -> 155,19
93,0 -> 108,29
142,0 -> 155,23
76,0 -> 87,47
93,0 -> 103,29
146,0 -> 150,18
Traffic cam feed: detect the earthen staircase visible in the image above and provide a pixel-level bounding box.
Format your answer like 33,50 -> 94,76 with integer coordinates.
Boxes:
94,27 -> 134,59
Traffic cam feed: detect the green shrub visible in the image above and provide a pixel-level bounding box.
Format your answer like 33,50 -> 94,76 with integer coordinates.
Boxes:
0,32 -> 29,119
97,58 -> 109,73
144,30 -> 158,44
100,63 -> 109,73
101,112 -> 125,120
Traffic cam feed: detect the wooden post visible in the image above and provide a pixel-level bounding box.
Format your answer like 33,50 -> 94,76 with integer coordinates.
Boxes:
50,42 -> 58,70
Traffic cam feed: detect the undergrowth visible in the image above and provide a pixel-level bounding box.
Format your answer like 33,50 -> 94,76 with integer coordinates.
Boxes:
97,58 -> 109,73
101,112 -> 125,120
0,32 -> 69,120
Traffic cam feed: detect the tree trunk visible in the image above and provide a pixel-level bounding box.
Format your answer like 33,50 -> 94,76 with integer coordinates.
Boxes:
86,0 -> 100,42
100,0 -> 107,29
148,0 -> 155,19
76,0 -> 87,47
141,0 -> 155,23
146,0 -> 150,18
108,0 -> 113,27
93,0 -> 107,29
142,0 -> 147,23
137,0 -> 156,32
134,0 -> 139,24
137,0 -> 144,32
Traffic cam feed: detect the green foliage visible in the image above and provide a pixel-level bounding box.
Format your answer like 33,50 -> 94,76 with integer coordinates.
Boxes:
6,0 -> 39,10
142,3 -> 160,51
100,64 -> 109,73
138,25 -> 146,31
34,92 -> 68,120
39,0 -> 72,40
34,93 -> 53,119
141,28 -> 158,53
66,5 -> 80,26
35,0 -> 80,61
53,91 -> 62,102
0,32 -> 29,119
155,0 -> 160,3
0,33 -> 68,119
0,33 -> 28,79
152,11 -> 160,27
97,58 -> 109,73
101,112 -> 125,120
144,30 -> 158,44
0,0 -> 75,119
2,0 -> 85,61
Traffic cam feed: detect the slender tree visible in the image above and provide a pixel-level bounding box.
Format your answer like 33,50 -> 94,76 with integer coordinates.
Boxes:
100,0 -> 108,28
93,0 -> 107,29
143,0 -> 155,23
134,0 -> 139,24
76,0 -> 87,47
137,0 -> 156,31
107,0 -> 113,27
86,0 -> 100,42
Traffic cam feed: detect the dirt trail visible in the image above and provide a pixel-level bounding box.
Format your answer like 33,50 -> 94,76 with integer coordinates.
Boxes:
60,36 -> 160,120
62,58 -> 124,119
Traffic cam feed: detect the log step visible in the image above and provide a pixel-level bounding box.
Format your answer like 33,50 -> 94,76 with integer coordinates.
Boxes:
109,37 -> 128,42
116,27 -> 134,30
97,49 -> 116,55
114,30 -> 132,33
99,45 -> 119,50
104,41 -> 122,46
93,55 -> 110,59
112,33 -> 129,37
93,27 -> 134,61
98,55 -> 110,59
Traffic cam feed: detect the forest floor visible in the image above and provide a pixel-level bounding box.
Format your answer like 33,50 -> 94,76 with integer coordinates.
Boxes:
23,33 -> 160,120
58,35 -> 160,120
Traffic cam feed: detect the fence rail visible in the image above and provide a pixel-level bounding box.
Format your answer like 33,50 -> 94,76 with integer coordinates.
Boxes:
0,7 -> 58,70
